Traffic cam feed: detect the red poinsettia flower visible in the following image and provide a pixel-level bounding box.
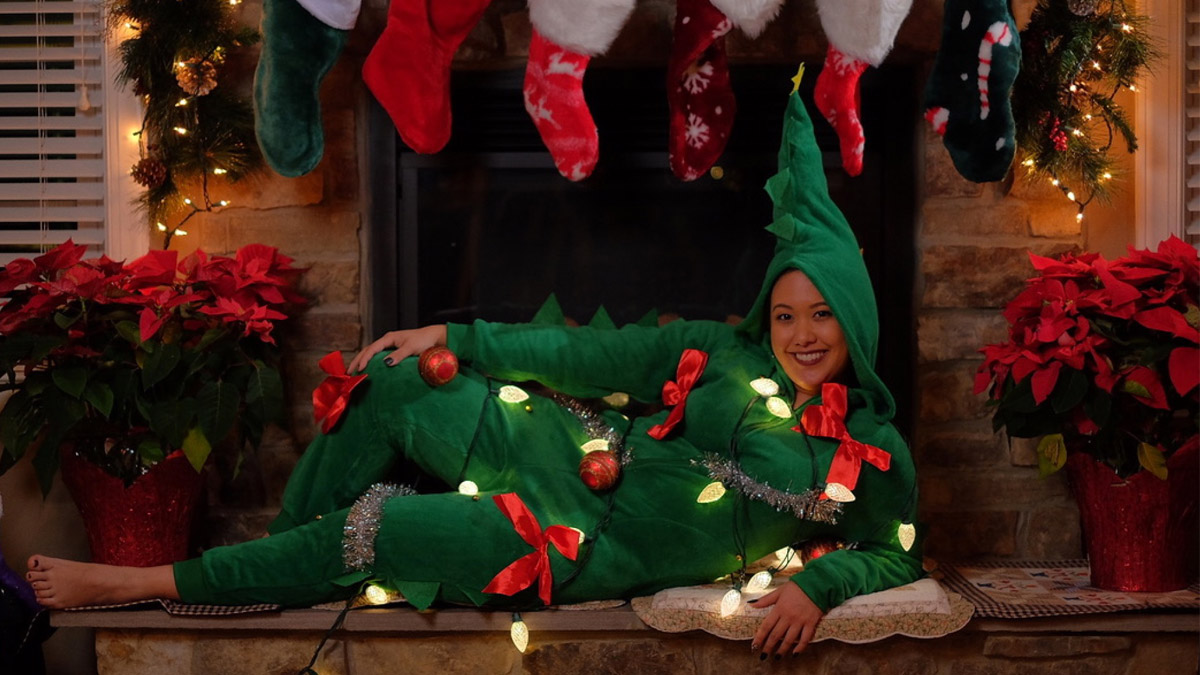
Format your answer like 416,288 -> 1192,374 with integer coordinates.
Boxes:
198,296 -> 287,344
1122,365 -> 1170,410
1169,347 -> 1200,396
32,240 -> 87,274
124,249 -> 179,290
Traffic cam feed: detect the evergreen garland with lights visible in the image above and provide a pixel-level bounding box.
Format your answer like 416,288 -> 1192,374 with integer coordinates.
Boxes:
1013,0 -> 1157,221
105,0 -> 261,247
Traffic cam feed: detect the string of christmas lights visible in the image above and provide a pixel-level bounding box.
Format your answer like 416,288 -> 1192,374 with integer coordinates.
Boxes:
105,0 -> 261,247
1013,0 -> 1158,222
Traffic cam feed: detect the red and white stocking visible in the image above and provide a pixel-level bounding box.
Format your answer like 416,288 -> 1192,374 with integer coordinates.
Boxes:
523,31 -> 597,181
814,0 -> 914,176
667,0 -> 736,181
525,0 -> 635,180
814,45 -> 869,177
362,0 -> 492,154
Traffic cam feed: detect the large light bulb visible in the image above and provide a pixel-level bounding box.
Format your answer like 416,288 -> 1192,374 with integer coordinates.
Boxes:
696,482 -> 726,503
746,570 -> 773,593
363,583 -> 390,605
750,378 -> 779,397
719,588 -> 742,617
498,385 -> 529,403
765,396 -> 791,419
897,522 -> 916,552
824,483 -> 856,503
510,614 -> 529,653
457,480 -> 479,497
580,439 -> 609,454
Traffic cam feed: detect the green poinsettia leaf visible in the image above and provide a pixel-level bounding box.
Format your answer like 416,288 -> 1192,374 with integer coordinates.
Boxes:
141,341 -> 181,390
51,366 -> 87,399
116,320 -> 142,346
1037,433 -> 1068,478
246,361 -> 283,426
1051,369 -> 1089,414
83,381 -> 114,418
1136,442 -> 1168,480
149,399 -> 194,449
181,426 -> 211,473
53,311 -> 80,330
1121,379 -> 1152,399
197,379 -> 238,445
0,389 -> 40,460
1185,304 -> 1199,329
138,439 -> 165,465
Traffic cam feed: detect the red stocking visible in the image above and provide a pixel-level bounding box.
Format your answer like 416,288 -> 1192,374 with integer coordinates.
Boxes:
814,44 -> 869,177
523,29 -> 597,182
667,0 -> 735,182
362,0 -> 492,153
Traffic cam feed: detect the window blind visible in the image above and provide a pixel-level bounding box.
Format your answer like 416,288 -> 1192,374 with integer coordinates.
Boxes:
1187,0 -> 1199,244
0,0 -> 106,267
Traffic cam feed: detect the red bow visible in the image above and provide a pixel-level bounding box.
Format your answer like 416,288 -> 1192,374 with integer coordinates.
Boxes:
312,351 -> 368,434
483,493 -> 581,606
797,383 -> 891,496
647,349 -> 709,440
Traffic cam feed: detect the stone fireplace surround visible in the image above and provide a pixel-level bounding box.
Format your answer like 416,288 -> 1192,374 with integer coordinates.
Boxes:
6,1 -> 1163,672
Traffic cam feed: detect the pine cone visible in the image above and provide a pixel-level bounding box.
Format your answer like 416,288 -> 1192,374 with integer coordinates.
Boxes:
174,58 -> 218,96
1067,0 -> 1098,16
130,158 -> 167,188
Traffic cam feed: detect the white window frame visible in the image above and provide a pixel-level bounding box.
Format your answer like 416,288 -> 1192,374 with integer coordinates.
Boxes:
1135,0 -> 1188,249
102,19 -> 147,261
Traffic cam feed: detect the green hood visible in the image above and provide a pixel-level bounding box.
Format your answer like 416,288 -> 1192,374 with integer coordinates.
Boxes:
738,81 -> 896,424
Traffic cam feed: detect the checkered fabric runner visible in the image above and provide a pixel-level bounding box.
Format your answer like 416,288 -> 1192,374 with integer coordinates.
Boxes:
65,599 -> 281,616
940,560 -> 1200,619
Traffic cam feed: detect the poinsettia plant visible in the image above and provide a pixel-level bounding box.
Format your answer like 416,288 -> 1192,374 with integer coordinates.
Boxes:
0,240 -> 305,492
975,235 -> 1199,479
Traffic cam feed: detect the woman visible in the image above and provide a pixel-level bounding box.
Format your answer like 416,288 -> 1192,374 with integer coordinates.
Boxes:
26,82 -> 921,658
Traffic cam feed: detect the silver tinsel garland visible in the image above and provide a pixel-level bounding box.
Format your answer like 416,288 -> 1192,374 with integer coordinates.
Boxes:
696,454 -> 843,525
553,393 -> 632,465
343,482 -> 416,572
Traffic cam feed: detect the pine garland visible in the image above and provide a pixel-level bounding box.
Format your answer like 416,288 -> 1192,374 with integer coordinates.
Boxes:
105,0 -> 261,248
1013,0 -> 1158,221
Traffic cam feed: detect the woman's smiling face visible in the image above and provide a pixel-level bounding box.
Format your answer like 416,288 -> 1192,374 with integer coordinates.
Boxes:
768,269 -> 850,407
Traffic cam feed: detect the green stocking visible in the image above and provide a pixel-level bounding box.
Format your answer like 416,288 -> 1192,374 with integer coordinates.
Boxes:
253,0 -> 348,177
923,0 -> 1021,182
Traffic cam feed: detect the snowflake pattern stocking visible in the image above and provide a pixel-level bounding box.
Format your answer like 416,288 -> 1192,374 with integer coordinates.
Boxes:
667,0 -> 736,181
362,0 -> 492,153
523,29 -> 598,181
923,0 -> 1021,182
814,45 -> 869,177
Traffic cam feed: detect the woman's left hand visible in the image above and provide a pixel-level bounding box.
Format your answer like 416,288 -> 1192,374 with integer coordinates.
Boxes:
749,582 -> 825,659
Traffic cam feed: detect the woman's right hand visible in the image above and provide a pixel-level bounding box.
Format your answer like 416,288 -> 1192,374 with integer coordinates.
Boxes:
347,325 -> 448,374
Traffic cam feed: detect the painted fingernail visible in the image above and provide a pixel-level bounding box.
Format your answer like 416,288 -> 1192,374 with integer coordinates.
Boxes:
384,358 -> 394,366
774,654 -> 782,661
759,653 -> 767,661
792,653 -> 800,659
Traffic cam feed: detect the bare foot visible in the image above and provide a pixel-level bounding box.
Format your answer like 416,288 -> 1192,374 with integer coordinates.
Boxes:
25,555 -> 177,609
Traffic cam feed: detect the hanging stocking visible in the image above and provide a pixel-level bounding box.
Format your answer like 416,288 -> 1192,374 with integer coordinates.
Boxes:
667,0 -> 736,182
813,46 -> 869,176
813,0 -> 914,176
253,0 -> 348,177
363,0 -> 493,154
524,0 -> 636,181
523,30 -> 596,181
923,0 -> 1021,182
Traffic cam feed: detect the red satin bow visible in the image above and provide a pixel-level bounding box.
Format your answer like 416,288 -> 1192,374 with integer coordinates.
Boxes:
483,492 -> 581,606
312,351 -> 368,434
797,383 -> 891,496
647,348 -> 709,440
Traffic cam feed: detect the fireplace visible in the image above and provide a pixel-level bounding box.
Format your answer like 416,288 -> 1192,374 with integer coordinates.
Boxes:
367,63 -> 917,432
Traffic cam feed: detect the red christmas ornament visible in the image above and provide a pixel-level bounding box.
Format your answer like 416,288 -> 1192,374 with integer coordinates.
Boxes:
578,450 -> 621,491
418,346 -> 459,387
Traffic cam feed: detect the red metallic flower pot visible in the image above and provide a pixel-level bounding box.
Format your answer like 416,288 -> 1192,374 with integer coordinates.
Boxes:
1065,443 -> 1198,592
59,446 -> 205,567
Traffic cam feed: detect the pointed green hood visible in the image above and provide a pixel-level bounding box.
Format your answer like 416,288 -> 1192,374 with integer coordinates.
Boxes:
739,79 -> 895,423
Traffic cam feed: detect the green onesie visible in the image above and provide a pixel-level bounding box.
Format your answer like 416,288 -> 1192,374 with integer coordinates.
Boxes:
173,84 -> 923,613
